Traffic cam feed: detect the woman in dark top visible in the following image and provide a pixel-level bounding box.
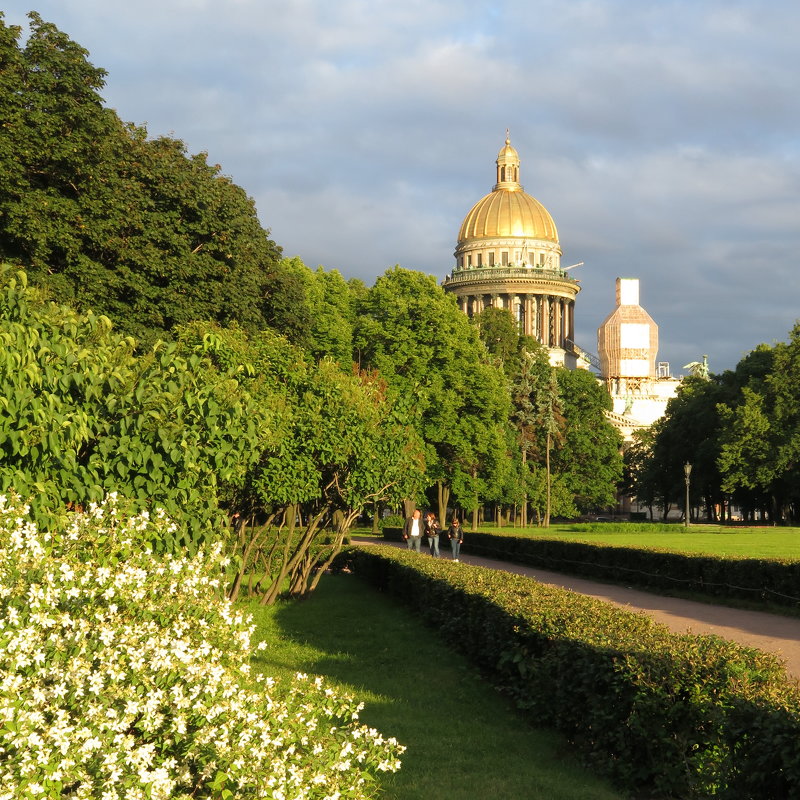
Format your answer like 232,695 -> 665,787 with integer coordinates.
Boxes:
447,518 -> 463,561
425,511 -> 441,557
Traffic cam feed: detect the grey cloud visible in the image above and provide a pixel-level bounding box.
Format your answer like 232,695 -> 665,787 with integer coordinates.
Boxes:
4,0 -> 800,374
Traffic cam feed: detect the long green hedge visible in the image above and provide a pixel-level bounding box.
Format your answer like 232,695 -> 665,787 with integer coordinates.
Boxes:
342,545 -> 800,799
438,530 -> 800,610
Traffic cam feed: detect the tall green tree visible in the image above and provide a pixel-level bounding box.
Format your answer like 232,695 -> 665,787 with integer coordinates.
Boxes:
0,13 -> 282,345
510,343 -> 552,525
176,320 -> 425,603
354,267 -> 511,524
554,368 -> 624,513
472,306 -> 530,376
717,328 -> 800,522
276,257 -> 358,364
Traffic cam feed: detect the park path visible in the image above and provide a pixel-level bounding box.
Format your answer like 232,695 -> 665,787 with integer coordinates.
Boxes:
356,538 -> 800,681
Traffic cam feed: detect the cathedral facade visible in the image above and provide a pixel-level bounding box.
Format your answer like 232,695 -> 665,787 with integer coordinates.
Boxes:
442,136 -> 581,368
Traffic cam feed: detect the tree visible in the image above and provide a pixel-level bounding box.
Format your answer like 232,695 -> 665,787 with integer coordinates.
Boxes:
276,257 -> 358,364
0,13 -> 283,346
176,321 -> 426,603
535,369 -> 565,526
554,368 -> 624,513
510,342 -> 552,526
0,267 -> 263,547
353,267 -> 512,524
717,327 -> 800,522
472,307 -> 526,375
718,387 -> 776,515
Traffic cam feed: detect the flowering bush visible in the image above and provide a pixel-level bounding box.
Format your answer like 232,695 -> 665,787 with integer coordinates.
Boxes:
0,494 -> 404,799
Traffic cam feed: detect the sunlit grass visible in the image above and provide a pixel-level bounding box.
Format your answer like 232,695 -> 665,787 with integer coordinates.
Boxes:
472,525 -> 800,559
248,575 -> 623,800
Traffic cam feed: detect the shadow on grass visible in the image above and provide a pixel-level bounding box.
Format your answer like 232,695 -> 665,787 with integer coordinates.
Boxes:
249,574 -> 625,800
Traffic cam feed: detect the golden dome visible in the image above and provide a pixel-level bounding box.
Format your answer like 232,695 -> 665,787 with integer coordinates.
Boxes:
457,136 -> 559,244
457,189 -> 559,243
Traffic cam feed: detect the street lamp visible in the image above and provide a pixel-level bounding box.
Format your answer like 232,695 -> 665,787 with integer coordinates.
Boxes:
684,462 -> 692,528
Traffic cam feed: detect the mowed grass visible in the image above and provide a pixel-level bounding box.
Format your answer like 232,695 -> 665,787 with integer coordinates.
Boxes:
469,525 -> 800,559
248,574 -> 623,800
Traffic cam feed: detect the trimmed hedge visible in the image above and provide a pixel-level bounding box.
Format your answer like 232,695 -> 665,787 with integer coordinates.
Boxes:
382,525 -> 404,542
341,545 -> 800,799
463,532 -> 800,610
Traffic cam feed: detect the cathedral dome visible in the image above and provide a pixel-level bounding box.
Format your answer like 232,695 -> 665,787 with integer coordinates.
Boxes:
457,187 -> 559,243
456,136 -> 559,245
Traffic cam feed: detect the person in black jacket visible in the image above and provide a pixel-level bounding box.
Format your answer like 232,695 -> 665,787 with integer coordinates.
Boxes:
447,517 -> 464,561
425,511 -> 441,557
402,509 -> 423,552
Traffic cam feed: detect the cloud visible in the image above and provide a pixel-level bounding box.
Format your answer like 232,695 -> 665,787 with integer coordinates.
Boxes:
4,0 -> 800,374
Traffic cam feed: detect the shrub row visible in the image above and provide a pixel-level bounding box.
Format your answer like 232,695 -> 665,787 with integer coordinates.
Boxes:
341,545 -> 800,799
460,531 -> 800,610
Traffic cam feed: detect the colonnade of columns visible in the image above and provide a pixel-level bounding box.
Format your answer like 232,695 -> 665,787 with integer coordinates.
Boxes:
458,292 -> 575,348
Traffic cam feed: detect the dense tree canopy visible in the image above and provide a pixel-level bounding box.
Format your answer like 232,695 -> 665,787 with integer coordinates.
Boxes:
0,266 -> 263,545
0,12 -> 282,345
175,319 -> 426,601
627,327 -> 800,523
554,367 -> 623,512
353,267 -> 512,521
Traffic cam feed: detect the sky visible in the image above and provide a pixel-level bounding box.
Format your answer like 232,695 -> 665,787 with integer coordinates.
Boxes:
4,0 -> 800,374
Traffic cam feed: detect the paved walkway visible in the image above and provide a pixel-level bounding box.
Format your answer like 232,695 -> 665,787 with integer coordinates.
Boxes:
357,538 -> 800,680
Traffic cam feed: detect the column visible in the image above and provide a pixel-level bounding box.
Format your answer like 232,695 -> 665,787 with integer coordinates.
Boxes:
556,299 -> 563,347
542,297 -> 550,346
566,300 -> 574,343
524,295 -> 533,337
514,295 -> 522,330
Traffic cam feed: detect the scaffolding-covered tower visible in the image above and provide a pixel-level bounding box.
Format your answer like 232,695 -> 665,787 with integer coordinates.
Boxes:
597,278 -> 679,441
598,277 -> 658,389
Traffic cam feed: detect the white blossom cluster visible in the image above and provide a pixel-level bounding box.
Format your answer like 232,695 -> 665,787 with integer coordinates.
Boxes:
0,494 -> 404,799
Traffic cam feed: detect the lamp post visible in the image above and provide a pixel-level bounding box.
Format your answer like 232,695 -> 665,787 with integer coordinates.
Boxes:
684,462 -> 692,528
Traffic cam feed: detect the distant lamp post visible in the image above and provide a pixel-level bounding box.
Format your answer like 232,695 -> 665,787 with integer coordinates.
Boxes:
684,462 -> 692,528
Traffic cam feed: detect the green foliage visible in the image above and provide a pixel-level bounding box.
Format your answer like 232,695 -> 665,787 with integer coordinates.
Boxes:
630,327 -> 800,524
378,513 -> 405,529
353,267 -> 512,518
276,257 -> 359,363
176,321 -> 427,603
0,493 -> 404,799
0,13 -> 282,346
345,545 -> 800,798
554,368 -> 623,511
0,267 -> 262,548
472,306 -> 527,375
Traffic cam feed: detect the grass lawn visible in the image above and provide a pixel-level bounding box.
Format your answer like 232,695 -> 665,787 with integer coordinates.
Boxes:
248,574 -> 623,800
458,525 -> 800,560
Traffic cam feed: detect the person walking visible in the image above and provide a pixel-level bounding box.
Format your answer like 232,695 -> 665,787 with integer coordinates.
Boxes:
425,511 -> 441,557
402,509 -> 423,552
447,517 -> 464,561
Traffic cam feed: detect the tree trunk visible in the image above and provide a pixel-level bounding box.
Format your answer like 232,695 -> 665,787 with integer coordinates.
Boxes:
521,449 -> 528,527
544,429 -> 552,527
437,480 -> 451,527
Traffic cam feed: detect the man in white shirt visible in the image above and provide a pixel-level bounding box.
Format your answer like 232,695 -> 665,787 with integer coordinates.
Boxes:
402,508 -> 423,552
